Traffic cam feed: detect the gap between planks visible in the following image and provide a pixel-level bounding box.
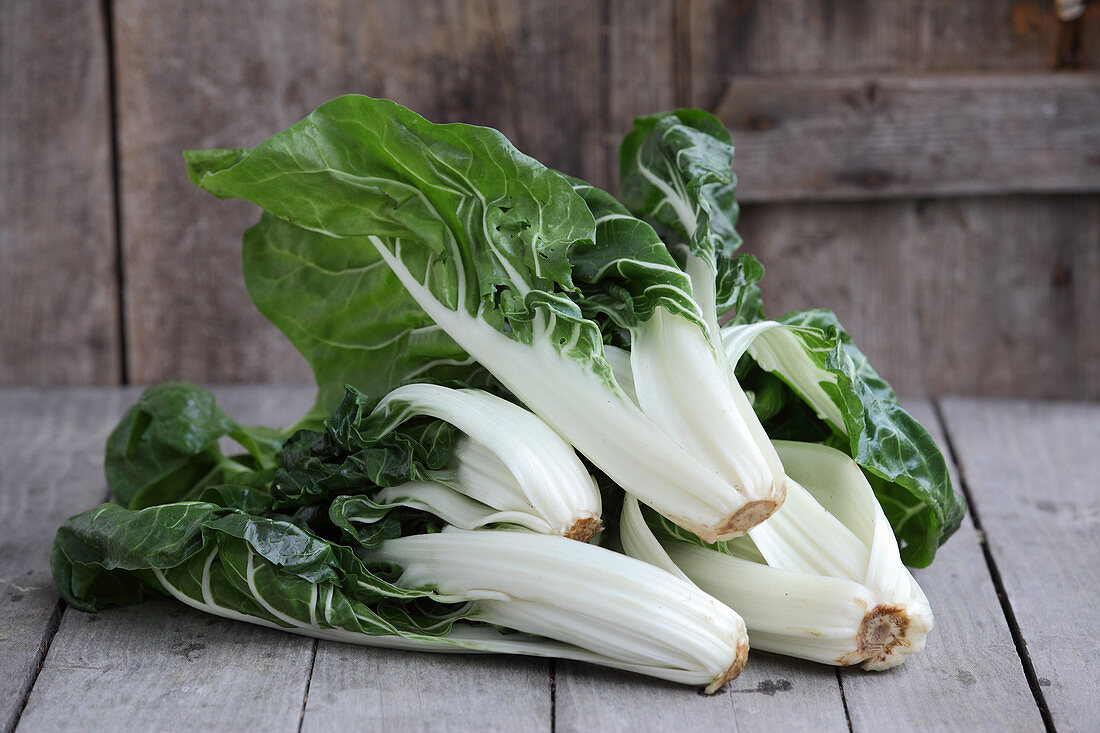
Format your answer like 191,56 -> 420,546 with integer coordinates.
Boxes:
932,399 -> 1055,733
297,639 -> 319,733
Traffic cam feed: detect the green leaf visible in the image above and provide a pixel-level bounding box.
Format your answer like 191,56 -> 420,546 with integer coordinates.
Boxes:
51,501 -> 461,642
619,109 -> 745,318
271,386 -> 459,510
105,384 -> 280,509
243,213 -> 488,419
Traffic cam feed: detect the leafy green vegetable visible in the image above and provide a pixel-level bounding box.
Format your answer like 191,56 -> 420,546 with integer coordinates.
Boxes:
723,310 -> 967,567
185,94 -> 786,542
105,383 -> 283,509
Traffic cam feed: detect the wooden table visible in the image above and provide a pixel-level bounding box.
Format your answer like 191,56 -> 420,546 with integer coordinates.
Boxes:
2,387 -> 1095,732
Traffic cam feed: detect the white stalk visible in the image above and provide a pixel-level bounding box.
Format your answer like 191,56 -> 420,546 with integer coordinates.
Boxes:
631,309 -> 786,530
620,442 -> 933,671
373,240 -> 780,541
373,481 -> 555,534
373,383 -> 601,540
721,320 -> 845,433
369,527 -> 749,692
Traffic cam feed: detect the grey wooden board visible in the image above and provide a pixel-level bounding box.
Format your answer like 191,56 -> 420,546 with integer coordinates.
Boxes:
16,601 -> 314,733
15,385 -> 315,733
0,1 -> 120,384
0,389 -> 134,732
941,398 -> 1100,732
556,654 -> 847,732
683,0 -> 1087,109
838,401 -> 1044,732
713,73 -> 1100,202
739,194 -> 1100,400
300,644 -> 550,732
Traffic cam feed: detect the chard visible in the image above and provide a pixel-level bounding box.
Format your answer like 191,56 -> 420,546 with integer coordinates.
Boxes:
186,95 -> 784,540
371,383 -> 602,540
621,441 -> 933,670
617,108 -> 963,566
53,501 -> 747,692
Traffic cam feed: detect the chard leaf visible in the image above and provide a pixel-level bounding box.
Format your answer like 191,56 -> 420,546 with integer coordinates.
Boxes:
51,501 -> 465,643
185,94 -> 606,378
565,179 -> 707,333
272,386 -> 458,510
106,384 -> 280,509
243,213 -> 487,420
723,311 -> 967,566
619,109 -> 746,321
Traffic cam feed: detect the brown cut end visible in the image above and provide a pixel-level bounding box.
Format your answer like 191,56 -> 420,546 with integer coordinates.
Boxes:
564,516 -> 603,543
718,499 -> 779,537
703,638 -> 749,694
855,604 -> 911,670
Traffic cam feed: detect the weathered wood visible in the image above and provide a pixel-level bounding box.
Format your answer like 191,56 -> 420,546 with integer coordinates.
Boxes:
13,385 -> 315,733
0,388 -> 134,731
301,645 -> 550,732
606,0 -> 678,191
555,654 -> 848,731
712,73 -> 1100,202
940,398 -> 1100,732
17,601 -> 315,733
838,401 -> 1044,732
114,0 -> 606,386
0,1 -> 119,384
738,194 -> 1100,400
683,0 -> 1086,110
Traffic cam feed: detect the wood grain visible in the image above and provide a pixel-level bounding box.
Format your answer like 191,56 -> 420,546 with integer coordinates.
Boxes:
0,388 -> 134,731
737,194 -> 1100,399
0,1 -> 119,385
18,601 -> 315,733
683,0 -> 1096,109
555,654 -> 848,732
838,402 -> 1045,732
714,73 -> 1100,202
301,645 -> 550,733
606,0 -> 677,191
940,398 -> 1100,732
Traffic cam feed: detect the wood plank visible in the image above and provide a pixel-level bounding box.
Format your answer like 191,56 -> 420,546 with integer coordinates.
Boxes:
738,195 -> 1100,400
713,73 -> 1100,202
0,388 -> 134,731
606,0 -> 678,191
15,385 -> 315,733
114,0 -> 606,386
301,645 -> 550,732
838,401 -> 1044,732
16,601 -> 314,733
684,0 -> 1084,110
0,1 -> 119,384
940,398 -> 1100,732
555,655 -> 848,732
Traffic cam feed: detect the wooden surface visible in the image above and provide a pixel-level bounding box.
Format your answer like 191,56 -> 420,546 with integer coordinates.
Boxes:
0,1 -> 120,384
940,398 -> 1100,731
739,194 -> 1100,399
715,73 -> 1100,201
3,386 -> 1095,731
2,0 -> 1099,397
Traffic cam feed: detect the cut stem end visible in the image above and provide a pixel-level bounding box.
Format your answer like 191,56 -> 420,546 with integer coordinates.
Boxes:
564,516 -> 603,543
703,638 -> 749,694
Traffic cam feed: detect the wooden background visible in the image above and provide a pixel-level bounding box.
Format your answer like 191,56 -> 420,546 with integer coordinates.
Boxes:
2,0 -> 1098,398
